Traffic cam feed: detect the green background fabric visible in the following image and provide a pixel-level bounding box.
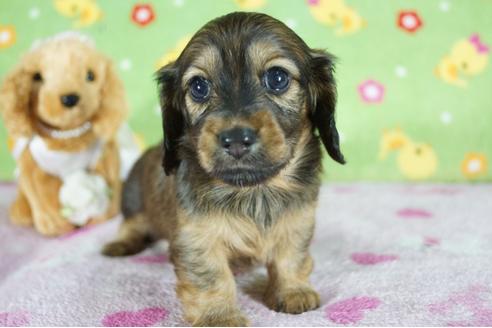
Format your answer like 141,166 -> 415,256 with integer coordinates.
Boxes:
0,0 -> 491,182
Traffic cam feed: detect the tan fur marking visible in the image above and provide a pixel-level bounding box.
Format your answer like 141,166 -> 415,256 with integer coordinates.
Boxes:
250,110 -> 289,161
265,57 -> 301,79
247,40 -> 284,72
197,117 -> 229,171
182,46 -> 220,86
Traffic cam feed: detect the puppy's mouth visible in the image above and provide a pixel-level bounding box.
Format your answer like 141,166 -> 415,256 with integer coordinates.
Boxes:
212,163 -> 286,187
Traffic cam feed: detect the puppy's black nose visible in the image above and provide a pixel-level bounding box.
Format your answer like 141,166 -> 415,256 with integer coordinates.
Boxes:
219,127 -> 257,159
60,93 -> 80,108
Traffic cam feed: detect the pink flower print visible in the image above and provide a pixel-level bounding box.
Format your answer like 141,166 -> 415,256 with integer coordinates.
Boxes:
0,312 -> 30,327
429,284 -> 492,326
397,208 -> 433,219
326,296 -> 381,324
397,11 -> 423,33
351,252 -> 399,265
358,79 -> 385,103
131,4 -> 155,27
102,307 -> 168,327
131,254 -> 168,264
423,236 -> 440,247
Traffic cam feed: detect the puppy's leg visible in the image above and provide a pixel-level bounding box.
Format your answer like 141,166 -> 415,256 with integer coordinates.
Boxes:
10,187 -> 33,227
172,227 -> 248,327
102,214 -> 153,256
264,206 -> 320,314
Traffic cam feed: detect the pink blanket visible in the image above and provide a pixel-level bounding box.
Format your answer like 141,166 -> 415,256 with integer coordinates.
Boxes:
1,182 -> 492,326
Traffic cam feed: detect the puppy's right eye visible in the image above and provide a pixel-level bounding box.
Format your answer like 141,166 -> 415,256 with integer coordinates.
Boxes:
189,76 -> 210,103
264,67 -> 290,94
33,72 -> 43,82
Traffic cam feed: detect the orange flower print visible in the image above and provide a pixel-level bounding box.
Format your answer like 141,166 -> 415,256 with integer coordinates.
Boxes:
461,153 -> 488,179
0,25 -> 16,49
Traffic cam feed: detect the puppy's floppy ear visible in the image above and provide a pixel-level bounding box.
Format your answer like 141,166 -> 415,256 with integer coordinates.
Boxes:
156,62 -> 184,175
309,49 -> 345,164
92,56 -> 128,141
0,54 -> 36,139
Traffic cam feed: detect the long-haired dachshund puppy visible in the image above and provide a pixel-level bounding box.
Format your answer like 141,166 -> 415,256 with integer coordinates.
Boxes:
103,12 -> 345,326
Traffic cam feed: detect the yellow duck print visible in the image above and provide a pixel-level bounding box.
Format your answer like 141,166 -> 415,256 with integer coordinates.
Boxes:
435,34 -> 489,87
379,128 -> 438,180
53,0 -> 102,28
307,0 -> 366,36
234,0 -> 266,10
156,36 -> 192,69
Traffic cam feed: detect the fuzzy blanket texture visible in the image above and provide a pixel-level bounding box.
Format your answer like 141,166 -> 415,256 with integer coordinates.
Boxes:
0,182 -> 491,327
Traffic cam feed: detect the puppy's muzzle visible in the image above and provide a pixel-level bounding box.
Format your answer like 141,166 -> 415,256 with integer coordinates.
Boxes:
218,127 -> 257,159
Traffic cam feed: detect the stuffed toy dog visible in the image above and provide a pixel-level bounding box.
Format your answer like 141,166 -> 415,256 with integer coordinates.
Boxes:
0,32 -> 133,236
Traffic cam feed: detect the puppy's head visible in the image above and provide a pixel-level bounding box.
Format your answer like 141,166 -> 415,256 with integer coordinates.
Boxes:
0,32 -> 125,139
158,12 -> 344,187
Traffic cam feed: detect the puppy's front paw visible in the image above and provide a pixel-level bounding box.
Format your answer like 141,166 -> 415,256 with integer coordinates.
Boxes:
266,287 -> 320,314
194,310 -> 249,327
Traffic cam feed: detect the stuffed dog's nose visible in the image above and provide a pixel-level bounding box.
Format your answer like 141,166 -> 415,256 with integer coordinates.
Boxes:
60,93 -> 80,108
219,127 -> 257,159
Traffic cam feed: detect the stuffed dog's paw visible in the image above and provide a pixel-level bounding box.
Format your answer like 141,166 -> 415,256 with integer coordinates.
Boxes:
34,214 -> 75,236
10,194 -> 33,227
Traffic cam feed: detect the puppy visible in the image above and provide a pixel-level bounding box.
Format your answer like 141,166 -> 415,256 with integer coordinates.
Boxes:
103,12 -> 345,326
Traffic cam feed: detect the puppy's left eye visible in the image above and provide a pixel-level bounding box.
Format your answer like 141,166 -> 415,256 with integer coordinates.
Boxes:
189,76 -> 211,103
264,67 -> 290,93
86,70 -> 95,82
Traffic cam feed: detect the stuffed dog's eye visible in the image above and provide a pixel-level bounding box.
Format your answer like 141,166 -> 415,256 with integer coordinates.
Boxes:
33,72 -> 43,82
189,76 -> 210,103
86,70 -> 95,82
264,67 -> 290,93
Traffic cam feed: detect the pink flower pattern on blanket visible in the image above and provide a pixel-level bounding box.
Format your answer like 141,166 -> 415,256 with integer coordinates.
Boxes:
131,254 -> 169,264
423,236 -> 440,247
351,252 -> 399,265
397,208 -> 433,219
0,312 -> 29,327
102,307 -> 169,327
428,284 -> 492,326
325,296 -> 381,324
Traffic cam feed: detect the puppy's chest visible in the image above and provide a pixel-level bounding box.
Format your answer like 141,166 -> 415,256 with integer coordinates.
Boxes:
178,210 -> 279,264
183,185 -> 315,229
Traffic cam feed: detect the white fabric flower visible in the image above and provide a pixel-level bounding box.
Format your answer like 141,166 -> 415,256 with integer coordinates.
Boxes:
59,170 -> 110,226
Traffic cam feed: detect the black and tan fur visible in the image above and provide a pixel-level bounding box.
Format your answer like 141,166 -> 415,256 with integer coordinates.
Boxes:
103,12 -> 344,327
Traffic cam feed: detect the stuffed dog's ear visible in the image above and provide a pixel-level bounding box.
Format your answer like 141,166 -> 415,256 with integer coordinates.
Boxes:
92,57 -> 127,141
156,63 -> 184,175
0,55 -> 36,139
309,50 -> 345,164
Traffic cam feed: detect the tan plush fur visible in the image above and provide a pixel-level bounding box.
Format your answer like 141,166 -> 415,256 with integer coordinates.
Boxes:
0,34 -> 127,236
